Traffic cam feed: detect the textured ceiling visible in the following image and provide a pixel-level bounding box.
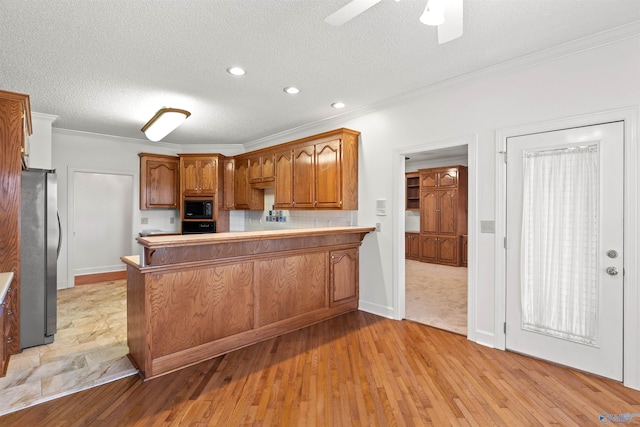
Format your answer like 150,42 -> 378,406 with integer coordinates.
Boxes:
1,1 -> 639,145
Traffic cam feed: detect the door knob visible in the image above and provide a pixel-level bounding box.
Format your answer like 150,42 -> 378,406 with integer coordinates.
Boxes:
606,266 -> 618,276
607,250 -> 618,258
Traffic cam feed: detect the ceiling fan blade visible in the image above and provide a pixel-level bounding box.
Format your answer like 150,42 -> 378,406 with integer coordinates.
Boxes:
437,0 -> 463,43
325,0 -> 383,26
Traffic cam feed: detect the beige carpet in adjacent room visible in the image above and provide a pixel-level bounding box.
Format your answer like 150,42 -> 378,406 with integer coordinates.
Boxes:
405,260 -> 467,335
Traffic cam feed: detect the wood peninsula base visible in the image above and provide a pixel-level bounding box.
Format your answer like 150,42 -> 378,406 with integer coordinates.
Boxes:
121,226 -> 374,380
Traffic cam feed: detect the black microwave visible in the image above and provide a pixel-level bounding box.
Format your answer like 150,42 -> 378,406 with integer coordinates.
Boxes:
184,199 -> 213,219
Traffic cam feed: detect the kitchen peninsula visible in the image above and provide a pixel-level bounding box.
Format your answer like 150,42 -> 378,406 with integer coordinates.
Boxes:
121,226 -> 374,380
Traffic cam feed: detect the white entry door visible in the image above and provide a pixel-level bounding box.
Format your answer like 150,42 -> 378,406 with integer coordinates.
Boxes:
505,121 -> 624,381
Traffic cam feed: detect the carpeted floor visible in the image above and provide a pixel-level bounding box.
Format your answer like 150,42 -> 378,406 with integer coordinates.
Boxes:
405,260 -> 467,335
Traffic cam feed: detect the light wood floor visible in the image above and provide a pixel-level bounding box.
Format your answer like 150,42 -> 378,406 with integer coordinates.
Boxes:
1,309 -> 639,426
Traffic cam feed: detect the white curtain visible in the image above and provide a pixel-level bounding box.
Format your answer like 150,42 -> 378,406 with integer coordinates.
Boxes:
521,145 -> 599,346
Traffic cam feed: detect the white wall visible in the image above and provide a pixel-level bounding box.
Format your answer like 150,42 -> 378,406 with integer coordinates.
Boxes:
52,130 -> 242,288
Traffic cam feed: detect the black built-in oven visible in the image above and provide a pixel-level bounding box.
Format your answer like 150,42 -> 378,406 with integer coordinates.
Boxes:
182,221 -> 216,234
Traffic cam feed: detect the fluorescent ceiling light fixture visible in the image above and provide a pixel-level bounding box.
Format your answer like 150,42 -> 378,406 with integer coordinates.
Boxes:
419,0 -> 445,26
141,108 -> 191,142
283,87 -> 300,94
331,102 -> 345,109
227,66 -> 246,76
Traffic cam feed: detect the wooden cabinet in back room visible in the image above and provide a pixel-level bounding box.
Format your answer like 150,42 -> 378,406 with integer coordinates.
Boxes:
418,166 -> 467,266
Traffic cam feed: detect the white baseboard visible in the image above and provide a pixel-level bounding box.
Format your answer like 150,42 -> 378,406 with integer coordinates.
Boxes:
358,300 -> 395,319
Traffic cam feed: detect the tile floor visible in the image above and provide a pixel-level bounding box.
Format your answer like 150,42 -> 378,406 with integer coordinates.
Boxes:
0,280 -> 138,415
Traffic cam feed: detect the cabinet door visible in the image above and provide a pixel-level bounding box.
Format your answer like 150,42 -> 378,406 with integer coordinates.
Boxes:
261,153 -> 275,182
248,156 -> 262,183
330,248 -> 358,306
0,301 -> 5,376
223,158 -> 235,210
405,234 -> 409,257
181,158 -> 200,196
437,168 -> 458,188
141,156 -> 179,209
292,145 -> 315,208
234,158 -> 250,209
461,235 -> 468,267
438,236 -> 459,266
437,190 -> 457,235
409,234 -> 420,258
420,235 -> 438,262
420,191 -> 438,234
199,158 -> 216,195
315,140 -> 342,208
420,170 -> 438,188
274,150 -> 293,208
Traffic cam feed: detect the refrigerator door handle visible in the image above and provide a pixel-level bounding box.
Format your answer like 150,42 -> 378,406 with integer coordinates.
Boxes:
56,211 -> 62,260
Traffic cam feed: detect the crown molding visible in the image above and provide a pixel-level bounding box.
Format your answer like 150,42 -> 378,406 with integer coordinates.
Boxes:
32,111 -> 59,123
244,21 -> 640,149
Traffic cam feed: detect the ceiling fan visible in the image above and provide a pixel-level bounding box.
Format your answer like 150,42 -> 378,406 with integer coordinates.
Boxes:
325,0 -> 463,44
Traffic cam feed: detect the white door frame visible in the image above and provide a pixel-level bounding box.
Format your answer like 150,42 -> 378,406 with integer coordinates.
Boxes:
392,134 -> 478,340
67,167 -> 137,288
495,107 -> 639,390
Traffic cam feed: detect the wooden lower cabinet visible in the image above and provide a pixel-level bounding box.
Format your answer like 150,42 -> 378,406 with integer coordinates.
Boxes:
123,227 -> 373,380
330,248 -> 358,305
420,234 -> 460,266
405,233 -> 420,260
461,235 -> 468,267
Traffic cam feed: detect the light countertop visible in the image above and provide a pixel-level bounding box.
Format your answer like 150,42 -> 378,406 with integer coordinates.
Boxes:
136,226 -> 376,249
0,272 -> 14,303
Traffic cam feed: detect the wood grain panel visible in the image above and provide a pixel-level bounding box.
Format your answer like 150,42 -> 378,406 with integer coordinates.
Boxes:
125,266 -> 149,373
149,263 -> 254,357
255,252 -> 326,326
292,145 -> 314,208
314,139 -> 341,208
330,248 -> 358,304
274,149 -> 293,208
0,93 -> 28,360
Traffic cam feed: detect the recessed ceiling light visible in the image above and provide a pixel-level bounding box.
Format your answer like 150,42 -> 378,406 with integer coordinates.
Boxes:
227,67 -> 246,76
283,87 -> 300,94
331,102 -> 345,109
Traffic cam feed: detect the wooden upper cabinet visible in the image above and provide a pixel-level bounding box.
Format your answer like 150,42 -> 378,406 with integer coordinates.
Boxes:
139,153 -> 179,210
234,157 -> 250,209
249,153 -> 275,187
421,189 -> 458,236
179,155 -> 217,196
292,145 -> 315,208
315,139 -> 341,209
274,149 -> 293,208
234,156 -> 264,211
223,158 -> 235,210
420,167 -> 458,188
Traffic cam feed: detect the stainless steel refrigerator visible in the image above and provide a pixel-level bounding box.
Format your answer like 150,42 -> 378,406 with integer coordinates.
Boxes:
20,168 -> 61,349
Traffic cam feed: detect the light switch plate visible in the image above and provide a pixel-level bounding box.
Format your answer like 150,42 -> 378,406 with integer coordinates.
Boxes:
480,220 -> 495,233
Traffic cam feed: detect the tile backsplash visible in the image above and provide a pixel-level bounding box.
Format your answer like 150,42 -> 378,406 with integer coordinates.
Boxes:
229,188 -> 356,231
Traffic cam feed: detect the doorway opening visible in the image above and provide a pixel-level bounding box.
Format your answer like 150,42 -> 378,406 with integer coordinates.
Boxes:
393,134 -> 477,339
404,147 -> 469,335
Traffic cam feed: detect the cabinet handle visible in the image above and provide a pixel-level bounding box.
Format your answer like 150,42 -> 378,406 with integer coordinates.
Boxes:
7,310 -> 12,316
7,337 -> 12,343
292,201 -> 295,207
314,201 -> 317,207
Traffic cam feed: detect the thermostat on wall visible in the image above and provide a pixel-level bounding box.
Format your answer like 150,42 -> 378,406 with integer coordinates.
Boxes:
376,199 -> 387,216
